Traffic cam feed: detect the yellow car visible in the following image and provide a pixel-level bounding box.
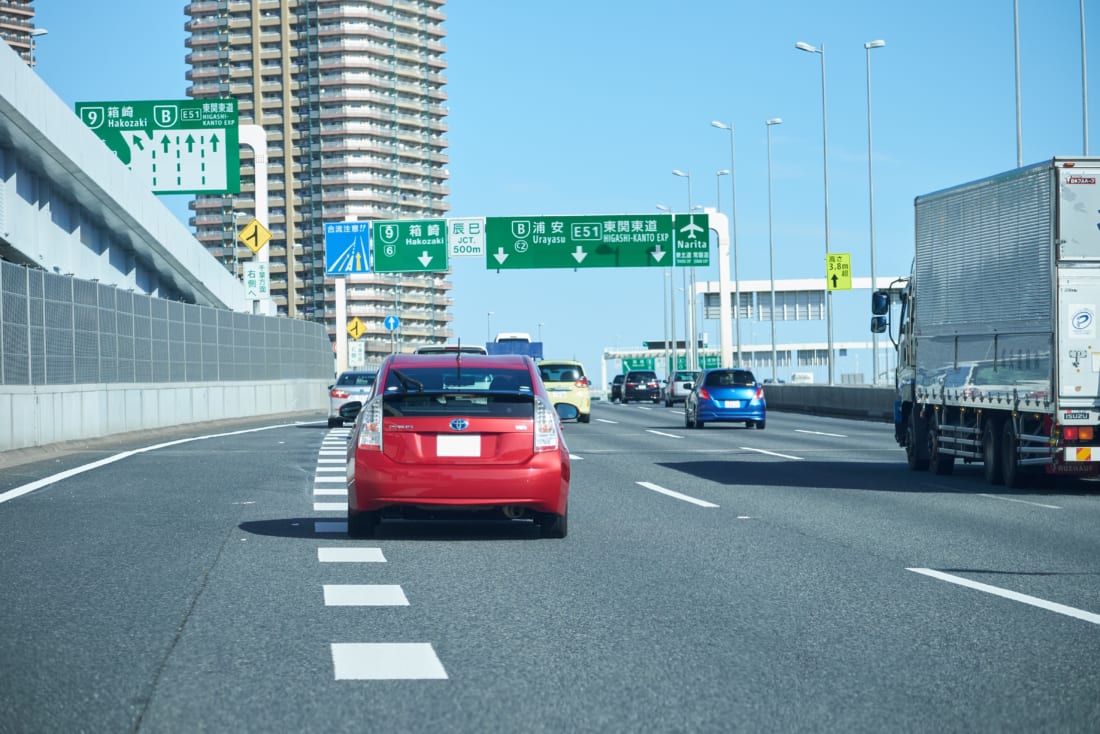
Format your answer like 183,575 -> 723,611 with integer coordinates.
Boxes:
537,360 -> 592,423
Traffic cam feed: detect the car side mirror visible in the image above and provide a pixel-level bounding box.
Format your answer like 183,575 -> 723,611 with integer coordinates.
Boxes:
871,289 -> 890,316
684,383 -> 693,391
871,315 -> 888,334
339,401 -> 362,420
555,403 -> 580,421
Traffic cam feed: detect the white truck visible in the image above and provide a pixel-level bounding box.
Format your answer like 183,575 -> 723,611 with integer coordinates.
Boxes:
872,157 -> 1100,486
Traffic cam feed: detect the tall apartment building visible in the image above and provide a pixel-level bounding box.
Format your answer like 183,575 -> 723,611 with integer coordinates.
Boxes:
0,0 -> 41,67
184,0 -> 452,362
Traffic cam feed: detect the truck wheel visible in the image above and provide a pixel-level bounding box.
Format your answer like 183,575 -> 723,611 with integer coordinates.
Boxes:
1001,420 -> 1024,488
906,410 -> 929,471
928,412 -> 954,475
982,419 -> 1005,485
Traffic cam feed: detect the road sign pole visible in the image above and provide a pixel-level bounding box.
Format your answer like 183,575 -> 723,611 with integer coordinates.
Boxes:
335,276 -> 347,374
240,124 -> 275,316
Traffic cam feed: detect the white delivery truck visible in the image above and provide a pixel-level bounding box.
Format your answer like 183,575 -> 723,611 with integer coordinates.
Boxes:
873,157 -> 1100,486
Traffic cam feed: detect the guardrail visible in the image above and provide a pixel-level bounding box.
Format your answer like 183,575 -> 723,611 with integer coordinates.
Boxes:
762,384 -> 896,423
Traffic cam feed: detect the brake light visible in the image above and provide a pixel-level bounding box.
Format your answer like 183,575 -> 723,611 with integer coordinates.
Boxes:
755,386 -> 764,401
356,397 -> 383,451
698,387 -> 710,400
574,379 -> 588,388
331,389 -> 350,399
534,398 -> 559,452
1064,426 -> 1094,442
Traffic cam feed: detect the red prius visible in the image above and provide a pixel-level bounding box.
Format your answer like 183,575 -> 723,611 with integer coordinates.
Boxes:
342,353 -> 573,538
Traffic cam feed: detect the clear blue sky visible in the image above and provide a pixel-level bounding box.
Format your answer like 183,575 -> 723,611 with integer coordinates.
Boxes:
33,1 -> 1093,381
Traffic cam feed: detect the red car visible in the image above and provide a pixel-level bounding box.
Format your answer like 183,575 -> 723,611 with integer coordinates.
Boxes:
342,353 -> 573,538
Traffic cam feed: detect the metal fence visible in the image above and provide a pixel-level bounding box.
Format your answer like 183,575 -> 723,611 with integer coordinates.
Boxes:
0,260 -> 331,386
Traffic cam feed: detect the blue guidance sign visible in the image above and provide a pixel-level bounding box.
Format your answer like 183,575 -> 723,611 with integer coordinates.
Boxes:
325,222 -> 371,276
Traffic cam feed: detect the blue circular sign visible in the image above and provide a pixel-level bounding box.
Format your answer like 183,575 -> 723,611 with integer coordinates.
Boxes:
384,315 -> 400,331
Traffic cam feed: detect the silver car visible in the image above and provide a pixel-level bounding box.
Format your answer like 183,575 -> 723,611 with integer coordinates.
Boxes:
328,370 -> 377,427
663,370 -> 700,406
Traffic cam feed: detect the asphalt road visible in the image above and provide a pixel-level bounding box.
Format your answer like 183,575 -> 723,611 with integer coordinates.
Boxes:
2,404 -> 1099,733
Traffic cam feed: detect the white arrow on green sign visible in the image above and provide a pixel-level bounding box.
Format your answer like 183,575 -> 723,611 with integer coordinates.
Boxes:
372,219 -> 449,273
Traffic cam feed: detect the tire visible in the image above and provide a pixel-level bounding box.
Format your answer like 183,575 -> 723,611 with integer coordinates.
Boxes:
905,409 -> 929,471
578,412 -> 591,424
1001,419 -> 1024,488
982,419 -> 1004,485
685,410 -> 693,428
665,398 -> 673,407
928,411 -> 955,475
347,509 -> 380,539
327,417 -> 342,428
538,509 -> 567,538
622,396 -> 629,404
755,420 -> 766,430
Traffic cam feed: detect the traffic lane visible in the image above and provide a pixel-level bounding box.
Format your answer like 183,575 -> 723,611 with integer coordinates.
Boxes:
572,410 -> 1100,630
0,422 -> 329,734
0,413 -> 327,494
300,449 -> 1100,730
557,436 -> 1100,729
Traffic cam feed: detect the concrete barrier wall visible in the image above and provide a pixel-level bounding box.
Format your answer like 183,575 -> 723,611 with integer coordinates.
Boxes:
763,384 -> 896,423
0,380 -> 329,451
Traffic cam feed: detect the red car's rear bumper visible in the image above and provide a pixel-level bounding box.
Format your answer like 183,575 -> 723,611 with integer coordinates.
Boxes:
350,449 -> 570,515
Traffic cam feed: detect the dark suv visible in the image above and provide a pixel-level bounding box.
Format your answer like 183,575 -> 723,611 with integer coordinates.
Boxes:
622,370 -> 661,403
609,374 -> 625,403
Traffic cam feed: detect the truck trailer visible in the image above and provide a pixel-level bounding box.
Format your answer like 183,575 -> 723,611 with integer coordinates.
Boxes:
872,157 -> 1100,486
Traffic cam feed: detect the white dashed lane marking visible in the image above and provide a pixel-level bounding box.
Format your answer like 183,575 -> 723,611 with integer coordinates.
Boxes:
636,481 -> 719,508
318,547 -> 385,563
324,585 -> 409,606
314,488 -> 346,496
331,643 -> 448,680
314,502 -> 345,512
908,568 -> 1100,625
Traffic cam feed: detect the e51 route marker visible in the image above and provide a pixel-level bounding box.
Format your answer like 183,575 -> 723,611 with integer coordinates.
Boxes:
372,219 -> 448,273
485,214 -> 677,269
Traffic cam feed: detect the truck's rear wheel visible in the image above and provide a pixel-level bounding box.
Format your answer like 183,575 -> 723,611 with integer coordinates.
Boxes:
982,419 -> 1005,485
928,412 -> 954,475
1001,420 -> 1024,488
906,410 -> 929,471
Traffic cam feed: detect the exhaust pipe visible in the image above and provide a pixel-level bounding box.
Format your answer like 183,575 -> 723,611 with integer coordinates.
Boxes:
501,505 -> 526,519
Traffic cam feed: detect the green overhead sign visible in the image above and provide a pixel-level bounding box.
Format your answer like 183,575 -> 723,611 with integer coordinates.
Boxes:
372,219 -> 448,273
484,213 -> 709,269
485,214 -> 676,269
76,99 -> 240,195
673,213 -> 710,267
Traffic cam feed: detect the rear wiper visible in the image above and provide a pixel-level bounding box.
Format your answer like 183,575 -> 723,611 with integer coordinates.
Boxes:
390,369 -> 424,392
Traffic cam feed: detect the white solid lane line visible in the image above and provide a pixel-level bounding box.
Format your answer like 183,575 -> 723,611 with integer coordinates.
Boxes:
646,429 -> 683,439
0,422 -> 316,505
324,584 -> 408,606
331,643 -> 448,680
741,446 -> 803,460
636,481 -> 719,508
795,429 -> 847,438
908,568 -> 1100,625
318,547 -> 385,563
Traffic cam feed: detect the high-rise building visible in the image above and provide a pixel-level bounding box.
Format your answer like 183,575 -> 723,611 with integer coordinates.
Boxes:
184,0 -> 452,361
0,0 -> 42,67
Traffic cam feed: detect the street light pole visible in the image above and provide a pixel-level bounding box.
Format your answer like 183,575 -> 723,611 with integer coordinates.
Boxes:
766,118 -> 782,384
29,28 -> 47,68
796,40 -> 835,385
711,120 -> 742,366
487,311 -> 493,343
657,203 -> 675,377
865,39 -> 885,385
672,169 -> 696,369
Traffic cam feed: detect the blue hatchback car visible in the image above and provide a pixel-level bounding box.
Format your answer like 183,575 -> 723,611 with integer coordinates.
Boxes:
684,368 -> 766,429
